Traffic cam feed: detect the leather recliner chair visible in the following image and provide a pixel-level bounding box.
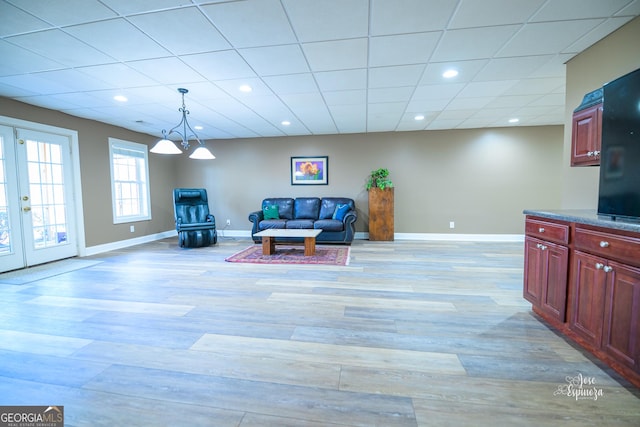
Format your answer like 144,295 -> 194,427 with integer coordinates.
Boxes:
173,188 -> 217,248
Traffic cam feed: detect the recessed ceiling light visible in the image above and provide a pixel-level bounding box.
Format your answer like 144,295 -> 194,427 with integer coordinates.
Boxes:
508,118 -> 519,123
113,95 -> 128,102
442,69 -> 458,79
281,120 -> 291,126
194,125 -> 204,130
414,114 -> 425,121
239,84 -> 252,93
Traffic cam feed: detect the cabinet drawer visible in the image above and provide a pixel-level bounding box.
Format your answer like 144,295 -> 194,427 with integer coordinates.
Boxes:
525,218 -> 569,244
574,227 -> 640,267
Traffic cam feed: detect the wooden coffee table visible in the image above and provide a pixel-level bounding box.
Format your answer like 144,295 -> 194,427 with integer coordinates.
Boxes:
254,229 -> 322,256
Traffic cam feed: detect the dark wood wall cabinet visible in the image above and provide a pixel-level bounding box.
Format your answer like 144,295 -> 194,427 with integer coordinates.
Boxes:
571,88 -> 603,167
523,211 -> 640,388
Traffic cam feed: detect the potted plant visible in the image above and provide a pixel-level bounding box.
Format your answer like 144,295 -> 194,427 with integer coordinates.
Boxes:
366,168 -> 394,190
367,168 -> 394,241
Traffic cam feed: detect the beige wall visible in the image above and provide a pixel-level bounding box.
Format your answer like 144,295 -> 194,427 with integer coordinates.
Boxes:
0,98 -> 178,247
176,126 -> 563,235
562,16 -> 640,208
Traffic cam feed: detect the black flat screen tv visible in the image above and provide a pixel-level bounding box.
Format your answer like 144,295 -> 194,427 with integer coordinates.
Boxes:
597,67 -> 640,222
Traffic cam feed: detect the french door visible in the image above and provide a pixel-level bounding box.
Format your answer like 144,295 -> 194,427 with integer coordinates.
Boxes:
0,125 -> 78,272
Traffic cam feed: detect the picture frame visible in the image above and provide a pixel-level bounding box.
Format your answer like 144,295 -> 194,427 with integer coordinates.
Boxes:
291,156 -> 328,185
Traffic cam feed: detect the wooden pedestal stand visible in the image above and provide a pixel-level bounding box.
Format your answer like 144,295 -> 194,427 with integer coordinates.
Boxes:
368,187 -> 394,241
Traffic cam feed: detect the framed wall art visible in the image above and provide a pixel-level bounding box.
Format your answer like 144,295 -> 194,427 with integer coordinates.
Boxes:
291,156 -> 328,185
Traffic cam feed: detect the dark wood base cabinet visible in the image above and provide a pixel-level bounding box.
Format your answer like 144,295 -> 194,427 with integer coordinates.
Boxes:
524,215 -> 640,388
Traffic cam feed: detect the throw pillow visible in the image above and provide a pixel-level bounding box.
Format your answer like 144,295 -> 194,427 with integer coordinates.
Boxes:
332,203 -> 350,221
263,205 -> 280,220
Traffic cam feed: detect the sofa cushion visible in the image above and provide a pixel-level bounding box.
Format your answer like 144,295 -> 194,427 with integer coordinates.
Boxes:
314,219 -> 344,232
263,205 -> 280,219
319,198 -> 354,219
286,219 -> 315,229
259,219 -> 287,230
294,197 -> 321,219
262,198 -> 294,220
332,203 -> 350,221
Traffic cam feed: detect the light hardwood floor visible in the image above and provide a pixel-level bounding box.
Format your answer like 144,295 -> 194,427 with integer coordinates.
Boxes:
1,238 -> 639,426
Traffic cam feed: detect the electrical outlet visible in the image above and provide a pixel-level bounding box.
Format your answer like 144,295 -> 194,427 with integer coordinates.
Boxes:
449,221 -> 455,229
226,219 -> 231,226
130,225 -> 135,233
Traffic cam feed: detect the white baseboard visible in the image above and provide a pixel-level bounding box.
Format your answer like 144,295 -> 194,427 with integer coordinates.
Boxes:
357,232 -> 523,242
82,230 -> 177,256
81,230 -> 524,256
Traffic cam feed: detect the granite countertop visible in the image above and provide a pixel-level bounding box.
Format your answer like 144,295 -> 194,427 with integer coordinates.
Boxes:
523,209 -> 640,233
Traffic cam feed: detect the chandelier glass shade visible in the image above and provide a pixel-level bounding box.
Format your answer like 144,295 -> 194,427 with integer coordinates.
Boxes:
150,88 -> 215,159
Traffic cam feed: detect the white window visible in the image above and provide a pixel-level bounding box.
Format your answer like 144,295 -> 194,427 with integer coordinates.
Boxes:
109,138 -> 151,223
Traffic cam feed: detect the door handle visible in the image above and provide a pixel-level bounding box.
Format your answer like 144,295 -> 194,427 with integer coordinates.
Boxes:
23,206 -> 31,212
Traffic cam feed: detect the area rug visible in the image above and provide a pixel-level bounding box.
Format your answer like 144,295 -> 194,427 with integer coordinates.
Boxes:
0,259 -> 103,285
225,245 -> 350,266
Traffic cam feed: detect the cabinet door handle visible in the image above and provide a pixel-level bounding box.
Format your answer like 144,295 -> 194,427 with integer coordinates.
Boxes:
595,262 -> 604,270
594,150 -> 600,156
599,241 -> 609,248
538,227 -> 545,233
603,266 -> 613,273
587,151 -> 594,157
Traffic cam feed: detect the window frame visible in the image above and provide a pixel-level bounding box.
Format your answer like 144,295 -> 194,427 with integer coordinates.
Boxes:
108,138 -> 151,224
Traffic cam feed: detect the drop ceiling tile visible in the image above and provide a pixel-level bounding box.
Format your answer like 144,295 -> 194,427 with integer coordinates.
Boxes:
0,73 -> 77,95
369,65 -> 425,88
0,82 -> 39,97
65,19 -> 170,61
531,0 -> 634,21
0,40 -> 63,76
369,33 -> 440,67
457,80 -> 520,98
8,0 -> 117,26
128,8 -> 230,55
200,0 -> 296,48
0,1 -> 50,36
77,63 -> 158,87
617,1 -> 640,15
280,92 -> 327,110
239,45 -> 309,76
419,60 -> 488,85
564,16 -> 636,54
449,0 -> 545,29
181,51 -> 256,81
370,0 -> 457,35
213,78 -> 274,98
410,83 -> 465,101
446,97 -> 493,110
7,29 -> 115,67
368,87 -> 414,103
502,77 -> 565,96
528,54 -> 572,78
126,57 -> 206,85
263,74 -> 318,95
282,0 -> 368,42
302,39 -> 368,72
431,25 -> 520,62
427,118 -> 466,129
406,98 -> 451,112
323,90 -> 366,106
99,0 -> 189,15
483,95 -> 540,109
314,69 -> 367,91
496,20 -> 604,57
473,56 -> 555,81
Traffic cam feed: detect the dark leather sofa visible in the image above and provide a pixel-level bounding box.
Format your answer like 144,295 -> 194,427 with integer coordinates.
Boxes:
248,197 -> 357,244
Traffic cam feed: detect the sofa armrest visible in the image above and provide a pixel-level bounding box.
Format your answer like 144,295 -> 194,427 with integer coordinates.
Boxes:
248,210 -> 263,224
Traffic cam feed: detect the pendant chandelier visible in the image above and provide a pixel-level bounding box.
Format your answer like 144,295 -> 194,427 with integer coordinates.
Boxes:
150,88 -> 215,159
